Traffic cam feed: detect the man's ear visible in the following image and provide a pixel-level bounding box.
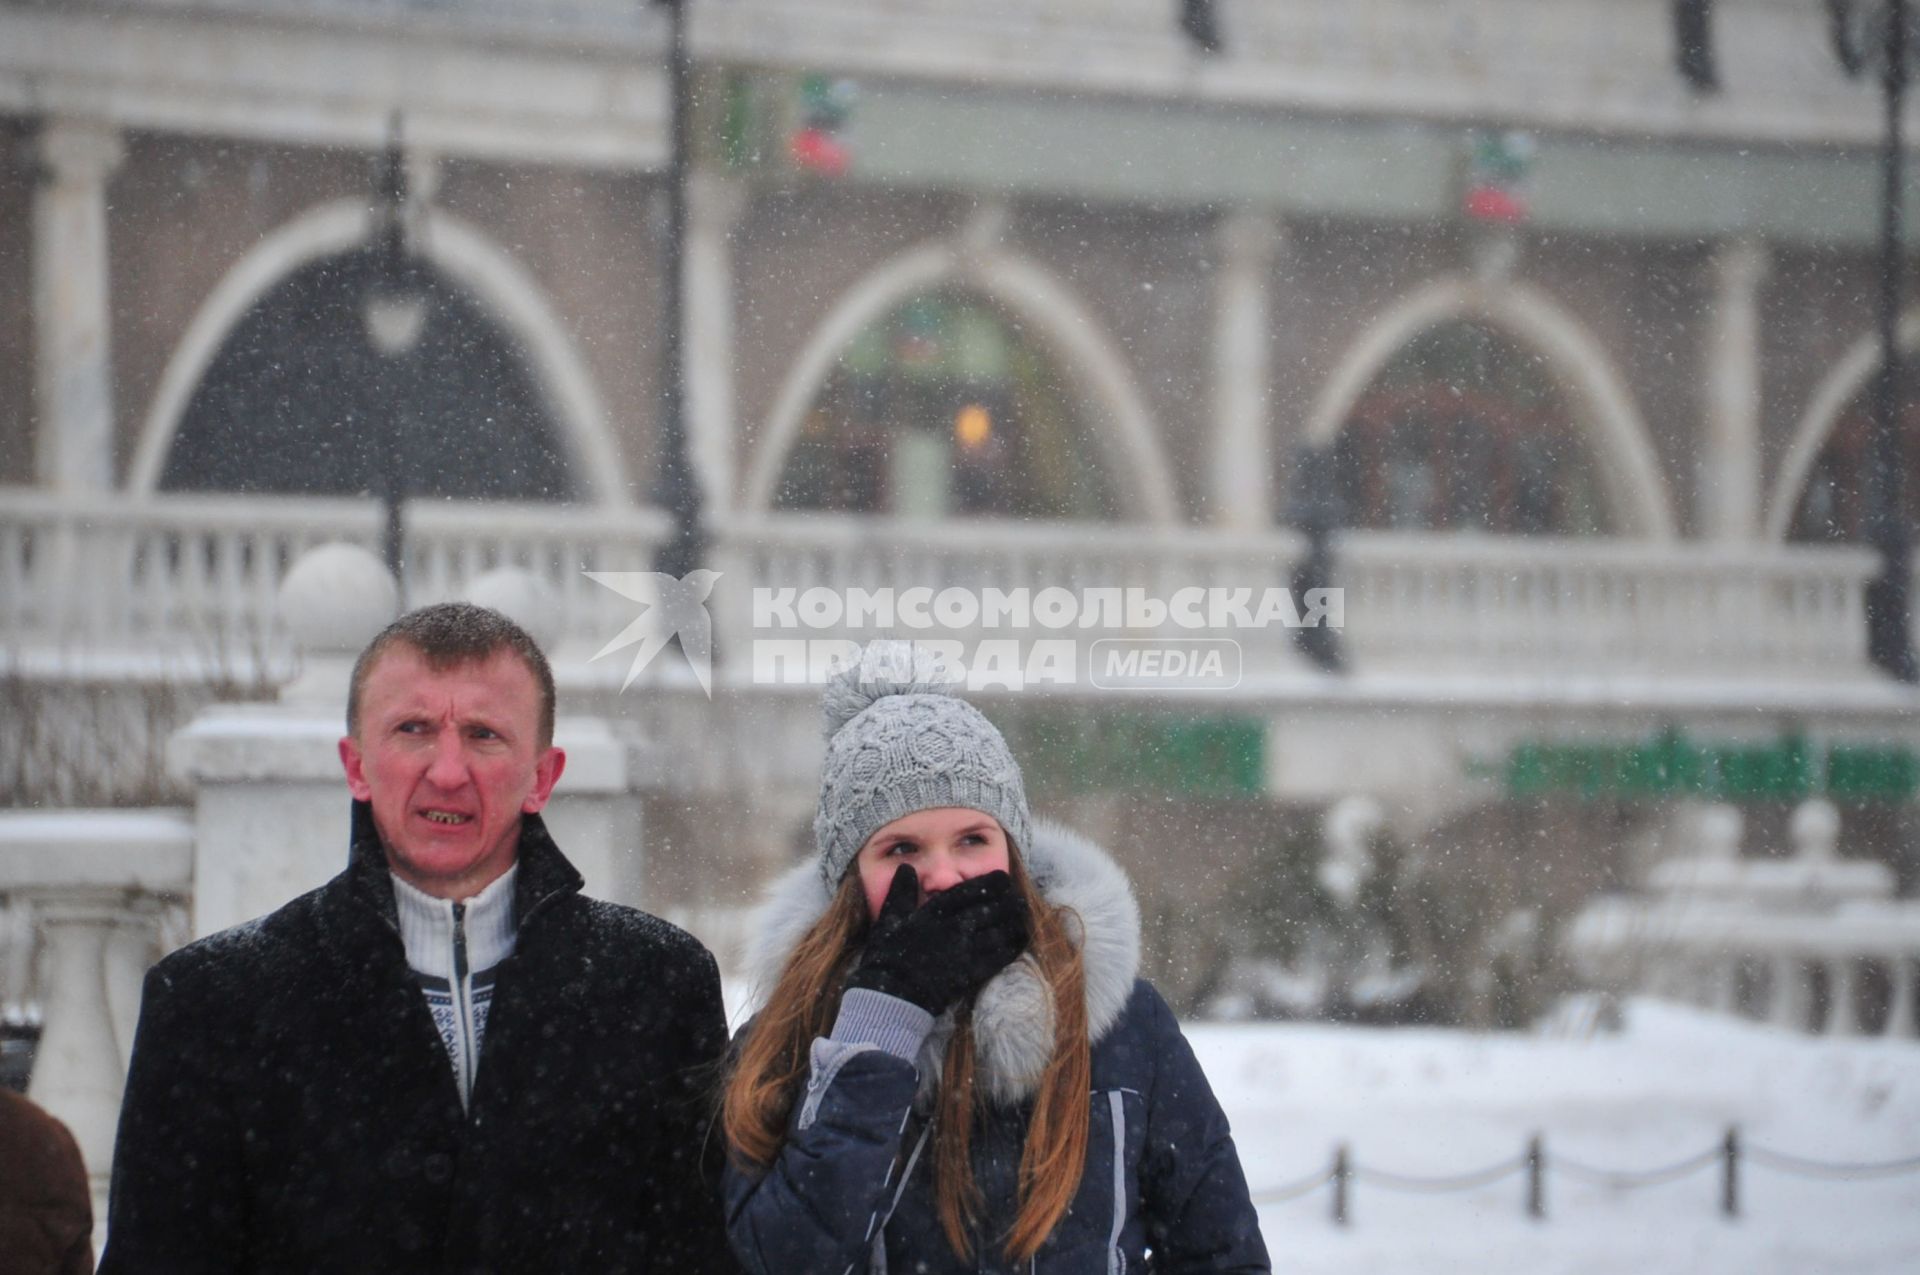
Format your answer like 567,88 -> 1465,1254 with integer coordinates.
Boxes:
522,746 -> 567,814
339,736 -> 374,802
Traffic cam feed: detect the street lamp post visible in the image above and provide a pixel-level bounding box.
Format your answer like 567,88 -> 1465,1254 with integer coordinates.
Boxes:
1852,0 -> 1920,681
1682,2 -> 1918,680
652,0 -> 707,583
362,125 -> 429,591
1289,445 -> 1344,672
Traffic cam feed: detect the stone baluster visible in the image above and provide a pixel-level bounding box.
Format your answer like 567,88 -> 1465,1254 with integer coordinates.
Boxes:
1,809 -> 195,1257
27,892 -> 169,1160
1887,956 -> 1916,1040
1704,953 -> 1739,1015
1824,957 -> 1860,1036
1766,952 -> 1809,1031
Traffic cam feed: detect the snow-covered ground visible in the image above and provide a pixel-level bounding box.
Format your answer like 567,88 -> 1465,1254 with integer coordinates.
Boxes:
1196,998 -> 1920,1274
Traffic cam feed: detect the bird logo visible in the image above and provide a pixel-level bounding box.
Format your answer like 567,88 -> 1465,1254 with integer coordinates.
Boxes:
585,569 -> 723,697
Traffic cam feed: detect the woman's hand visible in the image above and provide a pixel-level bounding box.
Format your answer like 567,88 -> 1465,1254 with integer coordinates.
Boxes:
846,865 -> 1029,1016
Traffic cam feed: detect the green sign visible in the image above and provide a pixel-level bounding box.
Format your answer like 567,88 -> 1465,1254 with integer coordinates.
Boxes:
1496,728 -> 1919,802
1016,712 -> 1265,798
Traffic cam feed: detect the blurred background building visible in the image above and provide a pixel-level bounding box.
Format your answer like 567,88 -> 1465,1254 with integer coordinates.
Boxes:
4,0 -> 1920,1214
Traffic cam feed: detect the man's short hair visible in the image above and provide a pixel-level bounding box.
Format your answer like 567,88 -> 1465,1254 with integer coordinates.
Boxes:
347,603 -> 558,748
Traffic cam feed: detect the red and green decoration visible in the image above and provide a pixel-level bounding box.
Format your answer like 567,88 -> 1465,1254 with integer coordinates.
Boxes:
790,74 -> 855,177
1462,130 -> 1535,224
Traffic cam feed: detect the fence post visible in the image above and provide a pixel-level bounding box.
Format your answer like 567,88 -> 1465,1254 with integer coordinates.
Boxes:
1722,1126 -> 1740,1219
1526,1132 -> 1546,1220
1332,1143 -> 1350,1228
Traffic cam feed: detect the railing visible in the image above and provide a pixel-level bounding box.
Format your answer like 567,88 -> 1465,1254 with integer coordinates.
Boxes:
1336,531 -> 1880,675
0,489 -> 376,673
0,491 -> 1899,688
402,500 -> 674,650
0,490 -> 671,675
716,513 -> 1884,683
1566,897 -> 1920,1039
0,809 -> 193,1255
713,512 -> 1317,681
0,491 -> 1902,680
1255,1127 -> 1920,1227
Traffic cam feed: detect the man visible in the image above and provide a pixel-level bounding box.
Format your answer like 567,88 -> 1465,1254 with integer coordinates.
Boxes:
100,603 -> 737,1273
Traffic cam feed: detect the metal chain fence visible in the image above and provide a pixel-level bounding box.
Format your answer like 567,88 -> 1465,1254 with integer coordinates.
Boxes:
1249,1128 -> 1920,1226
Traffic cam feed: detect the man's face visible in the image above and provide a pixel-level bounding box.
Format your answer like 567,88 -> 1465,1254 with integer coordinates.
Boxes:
339,645 -> 566,900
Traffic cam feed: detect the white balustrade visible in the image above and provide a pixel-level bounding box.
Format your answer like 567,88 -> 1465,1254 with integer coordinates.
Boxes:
0,809 -> 193,1252
0,490 -> 671,674
1337,532 -> 1879,675
402,500 -> 673,653
1566,800 -> 1920,1039
0,490 -> 1899,687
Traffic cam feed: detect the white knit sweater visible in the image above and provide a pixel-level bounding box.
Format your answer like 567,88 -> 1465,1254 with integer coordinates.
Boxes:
391,866 -> 518,1111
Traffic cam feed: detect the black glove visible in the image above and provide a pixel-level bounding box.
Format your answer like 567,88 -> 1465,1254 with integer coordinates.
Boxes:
846,865 -> 1030,1016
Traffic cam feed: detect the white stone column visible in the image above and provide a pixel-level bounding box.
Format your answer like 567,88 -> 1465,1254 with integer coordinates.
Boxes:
1210,210 -> 1279,530
686,173 -> 747,520
33,118 -> 125,492
1699,238 -> 1768,541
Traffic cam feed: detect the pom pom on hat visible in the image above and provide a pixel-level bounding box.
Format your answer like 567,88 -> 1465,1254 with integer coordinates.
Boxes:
813,640 -> 1031,885
819,639 -> 958,739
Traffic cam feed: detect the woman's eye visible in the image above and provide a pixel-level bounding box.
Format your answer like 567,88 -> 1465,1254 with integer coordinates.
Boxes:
885,841 -> 916,857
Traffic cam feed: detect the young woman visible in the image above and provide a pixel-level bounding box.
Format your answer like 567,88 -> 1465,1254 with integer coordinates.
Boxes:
722,648 -> 1271,1273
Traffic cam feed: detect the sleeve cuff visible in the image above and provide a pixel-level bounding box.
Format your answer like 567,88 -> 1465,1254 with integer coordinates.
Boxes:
830,988 -> 935,1061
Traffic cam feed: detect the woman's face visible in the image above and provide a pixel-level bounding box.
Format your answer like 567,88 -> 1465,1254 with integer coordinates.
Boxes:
854,807 -> 1012,920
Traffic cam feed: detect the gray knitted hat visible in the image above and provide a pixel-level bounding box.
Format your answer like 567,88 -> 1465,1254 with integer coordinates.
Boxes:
813,642 -> 1032,885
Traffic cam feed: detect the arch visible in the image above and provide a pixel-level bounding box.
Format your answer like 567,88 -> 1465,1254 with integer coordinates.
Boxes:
1303,276 -> 1676,539
742,237 -> 1180,523
1765,314 -> 1920,540
129,199 -> 629,505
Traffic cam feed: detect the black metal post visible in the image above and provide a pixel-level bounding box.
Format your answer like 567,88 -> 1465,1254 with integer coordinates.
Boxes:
1866,0 -> 1919,681
1722,1126 -> 1741,1219
1331,1143 -> 1351,1227
1289,445 -> 1344,672
1526,1133 -> 1546,1220
653,0 -> 707,582
374,131 -> 410,589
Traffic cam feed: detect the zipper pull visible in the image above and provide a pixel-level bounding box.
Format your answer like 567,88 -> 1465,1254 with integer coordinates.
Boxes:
452,900 -> 468,982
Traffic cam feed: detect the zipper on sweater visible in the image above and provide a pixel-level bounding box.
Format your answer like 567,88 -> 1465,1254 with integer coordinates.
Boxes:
452,901 -> 469,981
451,901 -> 475,1105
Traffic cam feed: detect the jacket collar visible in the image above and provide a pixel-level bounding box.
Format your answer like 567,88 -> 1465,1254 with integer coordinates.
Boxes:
346,800 -> 585,938
744,819 -> 1142,1107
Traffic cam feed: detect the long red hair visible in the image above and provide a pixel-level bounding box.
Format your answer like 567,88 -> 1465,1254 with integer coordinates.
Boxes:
721,846 -> 1091,1262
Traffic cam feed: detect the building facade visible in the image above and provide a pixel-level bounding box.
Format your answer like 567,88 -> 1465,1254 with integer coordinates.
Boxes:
3,0 -> 1919,1016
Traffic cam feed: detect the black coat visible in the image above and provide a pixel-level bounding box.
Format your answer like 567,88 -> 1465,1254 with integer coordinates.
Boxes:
99,803 -> 739,1275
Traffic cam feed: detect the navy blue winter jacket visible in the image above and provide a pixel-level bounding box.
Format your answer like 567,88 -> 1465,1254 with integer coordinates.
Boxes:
724,822 -> 1271,1274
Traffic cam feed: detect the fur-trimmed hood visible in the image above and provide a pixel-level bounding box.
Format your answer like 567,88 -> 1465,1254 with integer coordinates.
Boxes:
742,820 -> 1141,1107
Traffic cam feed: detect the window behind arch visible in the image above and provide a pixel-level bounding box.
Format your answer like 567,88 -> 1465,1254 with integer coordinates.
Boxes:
1788,382 -> 1920,543
773,292 -> 1115,519
162,249 -> 575,502
1331,322 -> 1607,535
